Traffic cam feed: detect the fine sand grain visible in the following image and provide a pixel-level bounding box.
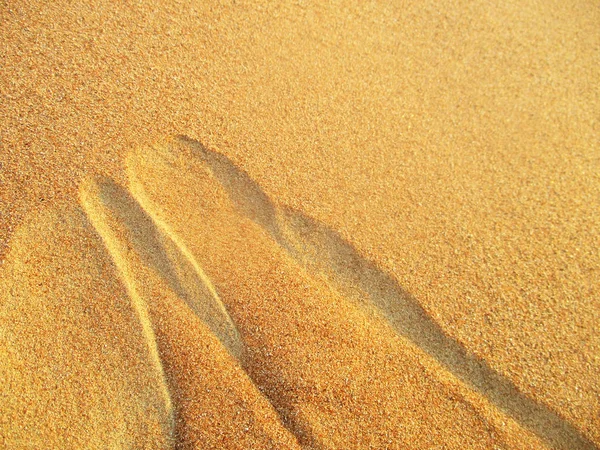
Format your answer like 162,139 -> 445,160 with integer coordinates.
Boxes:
1,0 -> 599,449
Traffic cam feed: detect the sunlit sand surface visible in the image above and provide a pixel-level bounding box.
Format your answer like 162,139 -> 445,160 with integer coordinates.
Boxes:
1,1 -> 599,448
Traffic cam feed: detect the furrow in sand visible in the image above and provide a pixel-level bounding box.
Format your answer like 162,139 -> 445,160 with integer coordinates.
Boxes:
174,135 -> 597,450
80,175 -> 303,449
81,176 -> 242,361
79,178 -> 176,441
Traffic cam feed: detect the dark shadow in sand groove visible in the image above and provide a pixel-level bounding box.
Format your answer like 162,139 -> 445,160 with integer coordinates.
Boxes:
178,135 -> 597,450
90,176 -> 243,360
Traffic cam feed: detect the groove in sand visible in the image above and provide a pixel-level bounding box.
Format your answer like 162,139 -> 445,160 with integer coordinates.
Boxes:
80,176 -> 243,361
79,178 -> 176,443
174,135 -> 597,450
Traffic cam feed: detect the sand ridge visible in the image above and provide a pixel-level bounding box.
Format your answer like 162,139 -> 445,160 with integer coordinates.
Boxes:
121,136 -> 551,449
80,176 -> 243,360
0,135 -> 594,448
173,135 -> 597,449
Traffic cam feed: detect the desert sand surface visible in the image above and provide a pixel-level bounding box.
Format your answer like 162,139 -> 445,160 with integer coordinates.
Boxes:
1,1 -> 599,449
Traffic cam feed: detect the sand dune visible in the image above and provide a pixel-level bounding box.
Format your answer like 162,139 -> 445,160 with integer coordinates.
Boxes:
1,133 -> 594,448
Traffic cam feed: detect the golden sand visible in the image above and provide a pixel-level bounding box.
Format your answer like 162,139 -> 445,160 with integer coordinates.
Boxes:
1,1 -> 599,449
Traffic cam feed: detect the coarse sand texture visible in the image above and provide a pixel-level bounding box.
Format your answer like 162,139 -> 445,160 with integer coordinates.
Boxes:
1,0 -> 599,449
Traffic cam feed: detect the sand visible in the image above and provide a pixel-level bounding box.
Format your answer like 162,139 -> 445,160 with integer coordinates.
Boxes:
1,1 -> 599,449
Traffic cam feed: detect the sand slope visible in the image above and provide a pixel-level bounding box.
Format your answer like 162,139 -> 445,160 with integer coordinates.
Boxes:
0,136 -> 552,449
0,135 -> 595,448
125,136 -> 550,449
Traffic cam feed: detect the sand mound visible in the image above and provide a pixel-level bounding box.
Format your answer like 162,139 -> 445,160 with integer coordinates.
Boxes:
0,134 -> 595,448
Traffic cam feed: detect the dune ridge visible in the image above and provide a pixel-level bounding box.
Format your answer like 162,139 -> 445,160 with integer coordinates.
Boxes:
170,135 -> 597,450
123,136 -> 553,450
4,134 -> 585,448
